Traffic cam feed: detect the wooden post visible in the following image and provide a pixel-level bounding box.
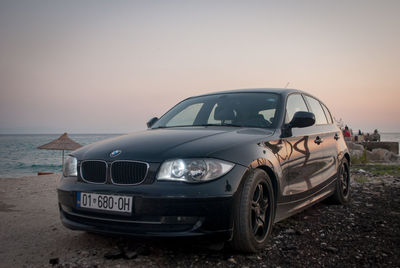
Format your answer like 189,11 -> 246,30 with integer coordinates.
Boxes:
62,150 -> 65,171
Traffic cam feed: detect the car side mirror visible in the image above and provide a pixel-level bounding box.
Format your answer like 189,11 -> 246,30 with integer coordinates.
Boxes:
289,111 -> 315,128
147,117 -> 159,128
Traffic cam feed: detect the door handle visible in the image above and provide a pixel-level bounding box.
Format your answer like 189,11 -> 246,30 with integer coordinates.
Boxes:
334,133 -> 340,140
314,136 -> 323,145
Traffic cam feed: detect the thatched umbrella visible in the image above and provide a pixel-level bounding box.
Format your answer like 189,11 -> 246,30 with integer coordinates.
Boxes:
38,133 -> 82,169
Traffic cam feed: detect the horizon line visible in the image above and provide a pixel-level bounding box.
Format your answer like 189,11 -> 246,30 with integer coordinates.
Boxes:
1,130 -> 400,135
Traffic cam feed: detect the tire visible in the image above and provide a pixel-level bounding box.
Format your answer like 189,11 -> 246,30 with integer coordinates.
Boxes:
327,158 -> 350,205
231,169 -> 275,253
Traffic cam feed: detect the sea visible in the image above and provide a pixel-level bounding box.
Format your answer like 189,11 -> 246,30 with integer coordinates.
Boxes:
0,134 -> 120,178
0,133 -> 399,178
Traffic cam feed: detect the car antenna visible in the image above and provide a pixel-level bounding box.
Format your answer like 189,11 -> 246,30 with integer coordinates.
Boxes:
284,82 -> 290,88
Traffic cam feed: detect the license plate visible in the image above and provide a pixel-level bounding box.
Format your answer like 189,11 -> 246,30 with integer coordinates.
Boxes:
77,192 -> 132,214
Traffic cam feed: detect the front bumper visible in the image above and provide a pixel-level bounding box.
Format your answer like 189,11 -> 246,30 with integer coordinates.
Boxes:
57,164 -> 247,239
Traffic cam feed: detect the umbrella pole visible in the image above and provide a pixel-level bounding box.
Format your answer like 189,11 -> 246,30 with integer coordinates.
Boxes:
62,150 -> 64,170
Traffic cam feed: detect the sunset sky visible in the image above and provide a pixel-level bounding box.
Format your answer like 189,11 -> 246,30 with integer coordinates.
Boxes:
0,0 -> 399,134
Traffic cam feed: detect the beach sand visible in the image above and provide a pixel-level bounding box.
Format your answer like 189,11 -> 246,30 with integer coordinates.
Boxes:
0,174 -> 111,267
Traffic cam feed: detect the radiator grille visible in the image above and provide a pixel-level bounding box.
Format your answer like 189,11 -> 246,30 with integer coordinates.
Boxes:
111,161 -> 148,185
80,161 -> 107,183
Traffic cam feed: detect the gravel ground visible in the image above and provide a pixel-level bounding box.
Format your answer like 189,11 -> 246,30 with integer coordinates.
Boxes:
0,168 -> 399,268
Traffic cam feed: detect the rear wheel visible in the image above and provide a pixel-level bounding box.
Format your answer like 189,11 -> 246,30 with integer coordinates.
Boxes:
231,169 -> 275,253
327,158 -> 350,204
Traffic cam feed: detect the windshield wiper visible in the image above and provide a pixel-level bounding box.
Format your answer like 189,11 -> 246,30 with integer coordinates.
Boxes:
153,123 -> 243,129
192,123 -> 243,127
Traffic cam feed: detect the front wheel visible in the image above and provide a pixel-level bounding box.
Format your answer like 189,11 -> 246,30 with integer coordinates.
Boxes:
231,169 -> 275,253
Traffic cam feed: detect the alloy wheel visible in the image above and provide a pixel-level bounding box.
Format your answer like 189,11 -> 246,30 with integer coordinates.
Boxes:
340,163 -> 350,196
250,182 -> 270,241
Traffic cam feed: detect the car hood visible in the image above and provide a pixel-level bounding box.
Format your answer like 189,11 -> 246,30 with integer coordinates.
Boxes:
72,127 -> 275,163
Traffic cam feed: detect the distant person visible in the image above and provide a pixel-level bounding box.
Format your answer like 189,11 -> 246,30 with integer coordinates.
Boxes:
343,126 -> 351,138
372,129 -> 381,142
365,133 -> 371,142
355,129 -> 363,142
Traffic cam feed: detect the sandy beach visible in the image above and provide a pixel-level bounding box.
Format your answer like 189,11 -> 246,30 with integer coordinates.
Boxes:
0,174 -> 87,267
1,169 -> 399,268
0,174 -> 123,267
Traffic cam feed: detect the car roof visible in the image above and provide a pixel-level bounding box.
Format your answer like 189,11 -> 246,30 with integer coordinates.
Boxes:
193,88 -> 307,98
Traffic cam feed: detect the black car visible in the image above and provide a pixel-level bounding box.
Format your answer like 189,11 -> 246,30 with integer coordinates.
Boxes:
58,88 -> 350,252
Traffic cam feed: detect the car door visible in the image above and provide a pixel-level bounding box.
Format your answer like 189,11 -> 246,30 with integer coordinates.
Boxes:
320,102 -> 345,162
281,93 -> 316,199
302,95 -> 338,192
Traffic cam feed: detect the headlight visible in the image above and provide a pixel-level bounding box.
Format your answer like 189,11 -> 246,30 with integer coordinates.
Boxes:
63,156 -> 77,177
157,158 -> 234,183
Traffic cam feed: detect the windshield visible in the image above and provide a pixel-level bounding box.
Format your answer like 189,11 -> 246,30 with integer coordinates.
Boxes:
152,93 -> 281,129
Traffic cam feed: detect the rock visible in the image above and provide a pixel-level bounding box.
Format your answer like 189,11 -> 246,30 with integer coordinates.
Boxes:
389,153 -> 400,162
365,150 -> 375,161
285,228 -> 296,235
80,251 -> 90,257
227,257 -> 237,264
372,148 -> 391,161
350,149 -> 364,159
104,248 -> 124,260
326,246 -> 339,253
124,249 -> 138,259
49,257 -> 59,265
246,255 -> 260,260
346,141 -> 364,151
367,148 -> 398,162
283,245 -> 298,251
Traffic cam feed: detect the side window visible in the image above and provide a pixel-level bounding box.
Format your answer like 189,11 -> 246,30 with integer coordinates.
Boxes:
285,94 -> 308,123
166,103 -> 203,127
321,103 -> 333,124
207,104 -> 219,124
304,96 -> 328,125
